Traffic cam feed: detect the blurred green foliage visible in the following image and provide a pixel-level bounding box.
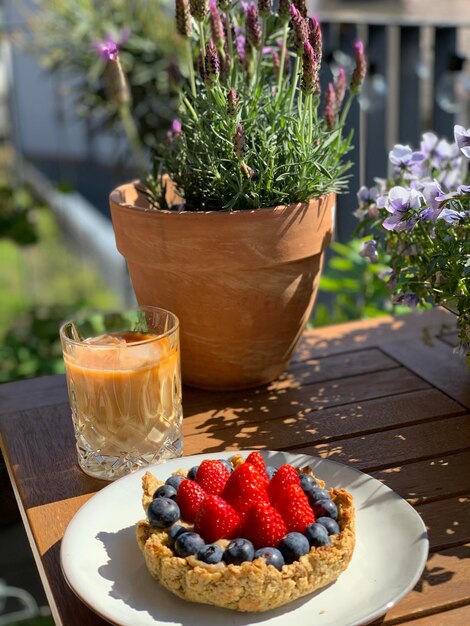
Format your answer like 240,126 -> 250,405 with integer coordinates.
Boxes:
311,239 -> 412,327
28,0 -> 180,149
0,178 -> 118,383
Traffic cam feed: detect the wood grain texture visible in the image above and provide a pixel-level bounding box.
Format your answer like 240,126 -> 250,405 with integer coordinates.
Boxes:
0,310 -> 469,626
382,544 -> 470,623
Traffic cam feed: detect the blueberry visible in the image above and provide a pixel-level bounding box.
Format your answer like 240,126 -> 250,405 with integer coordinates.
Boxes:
278,532 -> 310,564
147,497 -> 180,528
220,459 -> 233,473
198,544 -> 224,564
316,517 -> 340,535
174,531 -> 205,557
187,465 -> 199,480
154,484 -> 177,500
312,499 -> 338,520
307,487 -> 330,504
265,465 -> 277,480
223,538 -> 255,565
167,524 -> 187,548
299,473 -> 318,493
165,474 -> 186,491
305,522 -> 331,547
254,547 -> 285,571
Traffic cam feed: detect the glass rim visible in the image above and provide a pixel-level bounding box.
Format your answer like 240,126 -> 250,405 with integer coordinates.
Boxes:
59,305 -> 179,348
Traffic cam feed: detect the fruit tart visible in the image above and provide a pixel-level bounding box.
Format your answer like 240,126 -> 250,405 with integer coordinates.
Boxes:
136,452 -> 355,612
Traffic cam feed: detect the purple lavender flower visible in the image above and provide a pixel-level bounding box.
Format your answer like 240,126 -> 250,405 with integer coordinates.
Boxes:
190,0 -> 209,21
380,186 -> 424,232
258,0 -> 273,18
307,17 -> 322,66
293,0 -> 307,18
236,33 -> 248,68
323,83 -> 336,130
278,0 -> 291,20
453,125 -> 470,159
166,119 -> 183,140
204,39 -> 220,83
209,1 -> 225,45
301,41 -> 318,96
291,5 -> 308,55
359,239 -> 378,262
95,35 -> 119,62
227,87 -> 240,118
220,46 -> 232,83
334,68 -> 347,111
350,41 -> 367,94
176,0 -> 193,37
246,3 -> 262,49
233,122 -> 246,158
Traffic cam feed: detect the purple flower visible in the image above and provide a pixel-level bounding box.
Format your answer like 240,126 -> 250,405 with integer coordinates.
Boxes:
437,208 -> 467,224
334,68 -> 346,111
350,41 -> 367,94
246,3 -> 262,49
381,186 -> 423,232
301,41 -> 319,96
357,185 -> 378,204
209,0 -> 224,44
389,144 -> 426,177
323,83 -> 336,130
454,125 -> 470,159
233,122 -> 246,158
95,35 -> 119,62
359,239 -> 378,262
307,17 -> 322,66
420,131 -> 439,157
392,293 -> 419,307
379,269 -> 397,292
457,184 -> 470,195
291,5 -> 308,55
422,181 -> 445,221
166,119 -> 182,140
204,39 -> 220,83
227,87 -> 240,117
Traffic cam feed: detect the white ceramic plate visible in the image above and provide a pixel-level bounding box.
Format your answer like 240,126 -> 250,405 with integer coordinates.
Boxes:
61,450 -> 428,626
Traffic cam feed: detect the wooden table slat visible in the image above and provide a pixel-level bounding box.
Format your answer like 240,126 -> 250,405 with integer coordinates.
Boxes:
395,604 -> 470,625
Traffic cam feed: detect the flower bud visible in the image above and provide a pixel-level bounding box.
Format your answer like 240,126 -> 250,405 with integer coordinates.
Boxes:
227,87 -> 240,118
323,83 -> 336,130
246,3 -> 262,50
258,0 -> 272,18
293,0 -> 307,18
300,40 -> 318,96
217,0 -> 231,9
307,17 -> 322,66
205,39 -> 220,84
209,1 -> 225,45
278,0 -> 291,20
176,0 -> 192,37
334,67 -> 346,110
350,41 -> 367,94
291,5 -> 308,56
190,0 -> 209,22
104,56 -> 130,104
233,122 -> 246,158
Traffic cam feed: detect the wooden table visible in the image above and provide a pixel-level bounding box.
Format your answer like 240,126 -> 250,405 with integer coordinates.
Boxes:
1,309 -> 469,626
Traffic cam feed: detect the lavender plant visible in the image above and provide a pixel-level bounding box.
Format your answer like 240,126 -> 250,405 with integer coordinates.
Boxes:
355,125 -> 470,362
99,0 -> 366,211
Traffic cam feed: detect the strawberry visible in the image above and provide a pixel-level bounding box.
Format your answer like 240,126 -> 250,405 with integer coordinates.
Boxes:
276,483 -> 315,533
241,502 -> 287,549
176,479 -> 207,522
222,462 -> 270,514
195,459 -> 230,495
245,451 -> 269,483
194,495 -> 241,543
267,464 -> 300,508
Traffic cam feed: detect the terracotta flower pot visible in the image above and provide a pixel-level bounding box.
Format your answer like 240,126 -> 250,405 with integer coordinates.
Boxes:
109,182 -> 334,390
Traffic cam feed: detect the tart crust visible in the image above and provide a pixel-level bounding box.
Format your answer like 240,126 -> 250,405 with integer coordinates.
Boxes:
136,463 -> 355,612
